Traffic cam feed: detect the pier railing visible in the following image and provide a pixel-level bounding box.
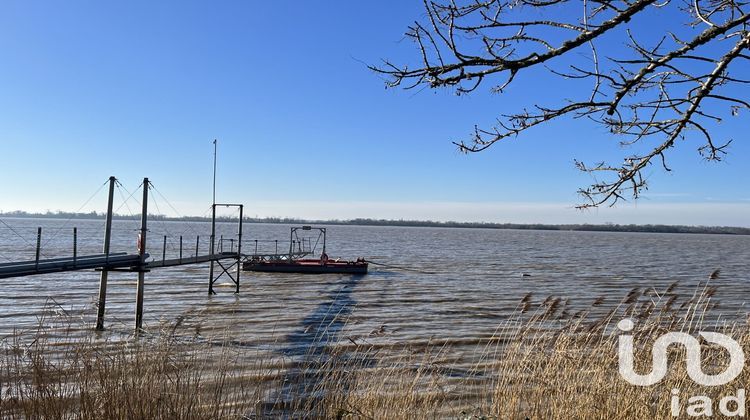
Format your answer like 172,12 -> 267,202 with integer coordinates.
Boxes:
0,225 -> 315,273
0,177 -> 253,332
0,176 -> 330,332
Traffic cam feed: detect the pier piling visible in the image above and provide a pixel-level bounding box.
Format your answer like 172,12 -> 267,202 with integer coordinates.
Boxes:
135,177 -> 148,332
95,176 -> 116,331
35,228 -> 41,270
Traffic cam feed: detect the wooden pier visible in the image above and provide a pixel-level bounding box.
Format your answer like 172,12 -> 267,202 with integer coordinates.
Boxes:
0,176 -> 311,332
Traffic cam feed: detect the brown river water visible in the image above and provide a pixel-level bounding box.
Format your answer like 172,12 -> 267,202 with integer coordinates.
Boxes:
2,218 -> 749,339
1,218 -> 749,411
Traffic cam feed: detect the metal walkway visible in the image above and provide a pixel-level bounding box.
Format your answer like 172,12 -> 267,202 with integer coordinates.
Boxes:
147,252 -> 241,269
0,253 -> 143,279
0,175 -> 316,332
0,250 -> 311,278
145,251 -> 310,271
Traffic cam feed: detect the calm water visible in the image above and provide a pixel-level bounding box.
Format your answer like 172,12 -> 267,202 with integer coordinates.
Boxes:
1,218 -> 749,360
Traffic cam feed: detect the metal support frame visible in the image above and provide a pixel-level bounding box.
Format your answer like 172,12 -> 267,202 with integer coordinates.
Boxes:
208,203 -> 243,295
208,205 -> 216,293
289,226 -> 326,257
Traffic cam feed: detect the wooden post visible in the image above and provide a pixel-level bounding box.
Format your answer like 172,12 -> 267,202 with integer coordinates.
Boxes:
236,204 -> 243,294
179,235 -> 183,263
135,177 -> 148,332
208,204 -> 216,295
96,176 -> 116,331
162,235 -> 167,262
34,227 -> 41,270
73,227 -> 77,267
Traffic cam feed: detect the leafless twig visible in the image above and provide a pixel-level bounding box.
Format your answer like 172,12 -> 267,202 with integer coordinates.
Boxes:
374,0 -> 749,207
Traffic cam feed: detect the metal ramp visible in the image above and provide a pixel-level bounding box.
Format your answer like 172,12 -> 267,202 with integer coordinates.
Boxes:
0,252 -> 144,279
146,252 -> 241,268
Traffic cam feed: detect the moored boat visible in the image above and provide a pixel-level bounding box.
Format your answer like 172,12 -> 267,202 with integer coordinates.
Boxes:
243,257 -> 368,274
241,226 -> 368,274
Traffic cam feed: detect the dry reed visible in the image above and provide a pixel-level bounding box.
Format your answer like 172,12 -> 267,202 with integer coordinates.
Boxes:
1,280 -> 746,419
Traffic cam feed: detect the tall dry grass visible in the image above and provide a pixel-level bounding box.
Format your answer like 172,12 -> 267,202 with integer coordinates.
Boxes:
1,279 -> 747,419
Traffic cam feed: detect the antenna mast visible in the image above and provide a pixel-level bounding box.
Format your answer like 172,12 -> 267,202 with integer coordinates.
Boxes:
212,139 -> 217,205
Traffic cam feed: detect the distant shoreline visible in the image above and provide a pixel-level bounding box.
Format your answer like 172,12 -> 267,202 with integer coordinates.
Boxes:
2,211 -> 749,235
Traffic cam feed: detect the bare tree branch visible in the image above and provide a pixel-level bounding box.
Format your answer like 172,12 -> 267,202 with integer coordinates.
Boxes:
374,0 -> 749,207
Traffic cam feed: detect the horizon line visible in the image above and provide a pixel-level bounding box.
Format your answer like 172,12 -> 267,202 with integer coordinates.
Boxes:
2,210 -> 749,233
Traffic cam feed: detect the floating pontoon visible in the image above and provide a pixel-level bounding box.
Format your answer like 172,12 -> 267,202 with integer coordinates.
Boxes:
242,226 -> 368,274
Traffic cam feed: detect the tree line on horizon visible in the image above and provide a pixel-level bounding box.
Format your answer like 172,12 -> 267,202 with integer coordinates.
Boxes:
1,210 -> 748,235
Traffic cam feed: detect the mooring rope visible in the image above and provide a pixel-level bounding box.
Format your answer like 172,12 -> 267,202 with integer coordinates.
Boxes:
0,218 -> 36,250
0,251 -> 14,262
150,183 -> 207,238
40,178 -> 111,249
0,219 -> 56,259
114,180 -> 142,217
364,259 -> 437,275
148,191 -> 179,254
114,181 -> 143,236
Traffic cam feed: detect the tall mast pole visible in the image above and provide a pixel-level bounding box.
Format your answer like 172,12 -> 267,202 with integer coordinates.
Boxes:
209,140 -> 217,294
212,139 -> 217,206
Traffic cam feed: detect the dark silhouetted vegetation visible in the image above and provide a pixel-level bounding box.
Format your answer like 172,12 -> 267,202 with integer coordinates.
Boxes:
1,210 -> 748,235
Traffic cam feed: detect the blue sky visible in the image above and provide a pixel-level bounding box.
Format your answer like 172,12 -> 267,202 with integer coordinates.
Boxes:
0,2 -> 748,226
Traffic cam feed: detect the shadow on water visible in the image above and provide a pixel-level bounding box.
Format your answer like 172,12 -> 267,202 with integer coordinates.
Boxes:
265,273 -> 374,417
280,274 -> 363,357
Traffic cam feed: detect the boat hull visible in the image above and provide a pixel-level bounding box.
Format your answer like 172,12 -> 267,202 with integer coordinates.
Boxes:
242,259 -> 368,274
